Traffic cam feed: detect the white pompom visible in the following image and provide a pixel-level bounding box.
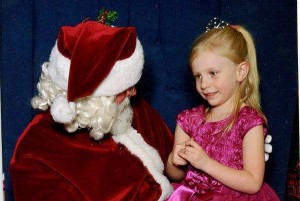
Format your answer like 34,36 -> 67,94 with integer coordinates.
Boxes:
50,96 -> 76,123
48,42 -> 71,90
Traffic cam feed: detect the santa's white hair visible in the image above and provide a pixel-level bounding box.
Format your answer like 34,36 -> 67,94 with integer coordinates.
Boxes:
31,62 -> 131,140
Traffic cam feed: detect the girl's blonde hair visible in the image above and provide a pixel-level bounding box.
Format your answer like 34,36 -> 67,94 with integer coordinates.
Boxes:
189,25 -> 267,131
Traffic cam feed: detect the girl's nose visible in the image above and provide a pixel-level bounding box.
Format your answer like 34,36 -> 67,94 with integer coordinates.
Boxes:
200,77 -> 210,89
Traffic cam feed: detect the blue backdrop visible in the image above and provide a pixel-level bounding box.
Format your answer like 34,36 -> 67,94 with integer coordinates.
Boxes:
2,1 -> 298,200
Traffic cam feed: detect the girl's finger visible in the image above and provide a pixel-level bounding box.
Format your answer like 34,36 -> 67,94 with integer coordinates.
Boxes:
179,147 -> 187,154
185,138 -> 198,147
185,146 -> 192,151
178,150 -> 186,157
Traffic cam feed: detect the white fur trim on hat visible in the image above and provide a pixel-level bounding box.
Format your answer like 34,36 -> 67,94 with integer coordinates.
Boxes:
92,38 -> 144,96
50,96 -> 76,123
47,38 -> 143,97
48,42 -> 70,91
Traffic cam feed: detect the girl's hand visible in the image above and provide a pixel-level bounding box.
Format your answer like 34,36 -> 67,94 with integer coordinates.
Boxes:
169,141 -> 188,166
178,138 -> 211,170
166,125 -> 190,181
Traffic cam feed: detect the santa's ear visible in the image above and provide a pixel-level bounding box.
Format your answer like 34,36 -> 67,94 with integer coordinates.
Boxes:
236,61 -> 249,82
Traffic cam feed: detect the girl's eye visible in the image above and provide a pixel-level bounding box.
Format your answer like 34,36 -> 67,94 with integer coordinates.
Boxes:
194,74 -> 201,79
210,71 -> 218,76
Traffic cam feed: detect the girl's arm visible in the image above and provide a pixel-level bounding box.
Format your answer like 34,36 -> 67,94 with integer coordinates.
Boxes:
179,125 -> 265,194
166,124 -> 190,181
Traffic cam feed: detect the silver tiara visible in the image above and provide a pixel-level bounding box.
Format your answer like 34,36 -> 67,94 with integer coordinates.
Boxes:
205,17 -> 229,33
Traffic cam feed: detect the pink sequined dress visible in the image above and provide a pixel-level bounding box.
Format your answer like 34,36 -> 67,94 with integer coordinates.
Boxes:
167,105 -> 280,201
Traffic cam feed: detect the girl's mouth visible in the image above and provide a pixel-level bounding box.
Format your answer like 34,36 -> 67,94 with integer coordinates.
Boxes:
204,92 -> 217,99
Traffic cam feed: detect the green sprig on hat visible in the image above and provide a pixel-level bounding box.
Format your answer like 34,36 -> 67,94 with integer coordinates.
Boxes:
97,8 -> 118,26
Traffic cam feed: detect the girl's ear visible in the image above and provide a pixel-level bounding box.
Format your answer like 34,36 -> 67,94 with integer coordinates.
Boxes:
236,61 -> 249,82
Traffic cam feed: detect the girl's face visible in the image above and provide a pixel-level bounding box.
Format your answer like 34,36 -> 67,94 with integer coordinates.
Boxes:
191,51 -> 240,112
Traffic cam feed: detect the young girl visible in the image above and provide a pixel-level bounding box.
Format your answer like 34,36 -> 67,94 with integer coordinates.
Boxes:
166,18 -> 280,200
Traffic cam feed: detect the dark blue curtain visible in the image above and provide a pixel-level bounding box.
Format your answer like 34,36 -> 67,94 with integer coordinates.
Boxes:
2,1 -> 297,200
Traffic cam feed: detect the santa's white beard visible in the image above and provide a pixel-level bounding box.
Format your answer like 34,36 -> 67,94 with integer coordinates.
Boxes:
63,96 -> 133,140
110,98 -> 133,136
87,97 -> 133,140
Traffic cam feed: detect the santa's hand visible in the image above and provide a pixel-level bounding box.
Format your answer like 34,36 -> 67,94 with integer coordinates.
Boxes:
264,134 -> 272,161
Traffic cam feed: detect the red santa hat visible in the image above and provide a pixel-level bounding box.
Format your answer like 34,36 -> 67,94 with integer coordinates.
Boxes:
47,21 -> 144,123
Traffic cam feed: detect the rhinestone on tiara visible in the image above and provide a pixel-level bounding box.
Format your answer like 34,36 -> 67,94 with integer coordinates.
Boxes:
205,17 -> 229,33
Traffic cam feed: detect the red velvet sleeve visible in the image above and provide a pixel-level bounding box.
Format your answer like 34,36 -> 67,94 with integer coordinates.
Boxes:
10,157 -> 86,201
10,96 -> 174,201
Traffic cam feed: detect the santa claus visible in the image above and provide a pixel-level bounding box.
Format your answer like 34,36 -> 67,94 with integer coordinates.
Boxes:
10,21 -> 174,201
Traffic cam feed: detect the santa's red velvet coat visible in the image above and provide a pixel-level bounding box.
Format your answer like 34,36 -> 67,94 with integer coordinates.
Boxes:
10,97 -> 174,201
